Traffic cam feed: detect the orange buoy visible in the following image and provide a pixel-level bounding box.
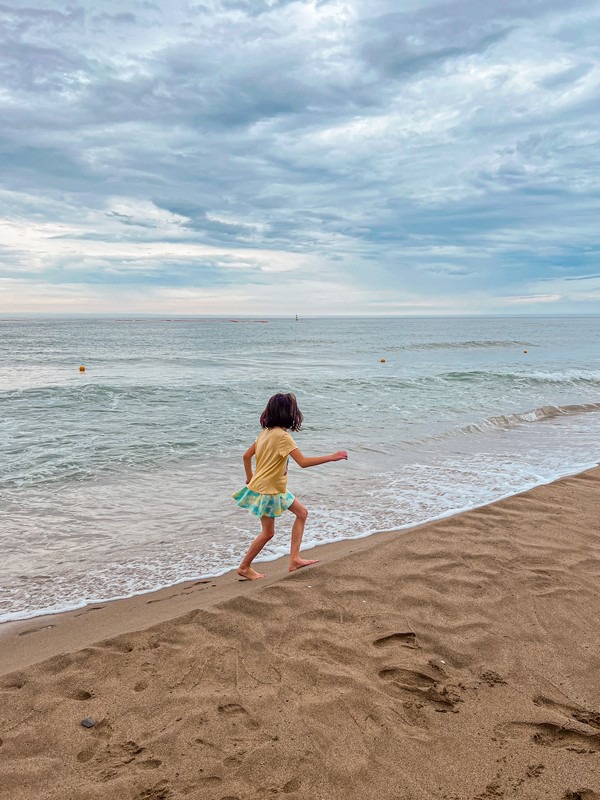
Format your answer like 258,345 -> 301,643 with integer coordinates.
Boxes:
380,358 -> 386,363
79,365 -> 86,372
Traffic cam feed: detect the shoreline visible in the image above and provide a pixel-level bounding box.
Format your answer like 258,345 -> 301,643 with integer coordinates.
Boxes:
1,463 -> 598,677
0,525 -> 406,676
1,466 -> 599,798
3,456 -> 598,638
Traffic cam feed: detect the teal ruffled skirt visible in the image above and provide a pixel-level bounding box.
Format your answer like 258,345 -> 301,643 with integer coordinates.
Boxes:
232,487 -> 295,518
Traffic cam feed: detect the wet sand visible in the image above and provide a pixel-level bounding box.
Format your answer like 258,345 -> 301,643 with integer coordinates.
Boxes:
1,468 -> 599,799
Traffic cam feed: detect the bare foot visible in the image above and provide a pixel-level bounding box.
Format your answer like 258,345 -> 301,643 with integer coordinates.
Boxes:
288,558 -> 320,572
237,567 -> 266,581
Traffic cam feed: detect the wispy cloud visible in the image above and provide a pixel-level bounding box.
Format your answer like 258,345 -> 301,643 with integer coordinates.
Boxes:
1,0 -> 599,313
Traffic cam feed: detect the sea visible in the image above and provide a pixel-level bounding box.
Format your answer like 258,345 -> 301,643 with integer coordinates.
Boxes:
1,315 -> 599,624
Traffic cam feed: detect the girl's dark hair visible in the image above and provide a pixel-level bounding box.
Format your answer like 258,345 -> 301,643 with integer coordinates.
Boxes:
260,393 -> 303,432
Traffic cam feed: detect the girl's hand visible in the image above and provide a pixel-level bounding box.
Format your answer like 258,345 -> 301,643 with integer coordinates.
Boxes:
331,450 -> 348,461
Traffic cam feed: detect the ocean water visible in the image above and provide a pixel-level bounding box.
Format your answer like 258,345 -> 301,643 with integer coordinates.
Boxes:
1,315 -> 599,623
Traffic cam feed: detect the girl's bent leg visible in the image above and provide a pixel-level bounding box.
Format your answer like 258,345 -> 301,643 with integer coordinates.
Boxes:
238,516 -> 275,580
288,499 -> 319,572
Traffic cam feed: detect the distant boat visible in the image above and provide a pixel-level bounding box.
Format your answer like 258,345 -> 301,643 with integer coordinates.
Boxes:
295,315 -> 299,321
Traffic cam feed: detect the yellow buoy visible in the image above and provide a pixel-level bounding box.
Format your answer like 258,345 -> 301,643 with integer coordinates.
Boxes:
380,358 -> 386,363
79,365 -> 86,372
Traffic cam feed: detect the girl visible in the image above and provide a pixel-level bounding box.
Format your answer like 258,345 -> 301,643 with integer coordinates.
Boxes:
233,392 -> 347,580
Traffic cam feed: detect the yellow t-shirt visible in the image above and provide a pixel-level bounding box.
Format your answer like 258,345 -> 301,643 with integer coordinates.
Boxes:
247,427 -> 298,494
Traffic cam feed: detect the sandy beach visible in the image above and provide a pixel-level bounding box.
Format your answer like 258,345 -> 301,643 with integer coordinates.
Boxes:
1,469 -> 599,800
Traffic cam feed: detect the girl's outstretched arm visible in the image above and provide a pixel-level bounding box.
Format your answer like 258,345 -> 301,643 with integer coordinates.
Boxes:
289,448 -> 347,469
243,442 -> 256,483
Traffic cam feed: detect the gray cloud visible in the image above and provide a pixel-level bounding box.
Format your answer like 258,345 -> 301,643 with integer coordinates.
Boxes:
1,0 -> 600,313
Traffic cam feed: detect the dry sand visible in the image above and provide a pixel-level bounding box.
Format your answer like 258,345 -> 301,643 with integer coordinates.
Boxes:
1,468 -> 599,800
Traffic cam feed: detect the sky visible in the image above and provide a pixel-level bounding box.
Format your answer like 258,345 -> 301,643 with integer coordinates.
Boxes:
1,0 -> 599,315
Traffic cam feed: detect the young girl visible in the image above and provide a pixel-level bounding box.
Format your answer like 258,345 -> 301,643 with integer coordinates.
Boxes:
233,392 -> 347,580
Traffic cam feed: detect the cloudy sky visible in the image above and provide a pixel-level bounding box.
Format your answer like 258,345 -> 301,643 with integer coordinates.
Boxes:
1,0 -> 599,315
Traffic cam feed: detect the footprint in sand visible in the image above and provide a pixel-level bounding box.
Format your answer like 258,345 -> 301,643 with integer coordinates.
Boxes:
573,711 -> 600,730
93,718 -> 113,739
139,759 -> 162,770
197,776 -> 223,786
373,632 -> 418,649
74,606 -> 105,617
378,667 -> 462,711
498,721 -> 600,752
194,737 -> 222,752
94,740 -> 161,781
137,780 -> 170,800
18,624 -> 56,636
534,695 -> 600,730
217,703 -> 259,730
76,746 -> 97,763
113,740 -> 145,760
146,592 -> 183,604
564,791 -> 599,800
480,670 -> 506,686
379,667 -> 436,689
94,638 -> 134,653
532,723 -> 600,751
69,689 -> 93,701
98,768 -> 119,783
